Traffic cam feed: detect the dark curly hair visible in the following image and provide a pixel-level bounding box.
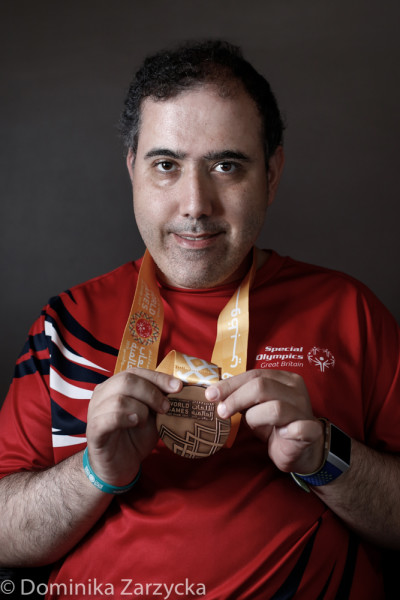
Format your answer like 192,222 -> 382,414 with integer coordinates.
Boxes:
119,40 -> 284,168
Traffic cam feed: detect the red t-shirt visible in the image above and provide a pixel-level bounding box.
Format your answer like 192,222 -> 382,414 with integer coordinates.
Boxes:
1,250 -> 399,599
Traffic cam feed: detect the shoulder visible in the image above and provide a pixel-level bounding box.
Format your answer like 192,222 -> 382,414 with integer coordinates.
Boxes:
42,261 -> 139,319
261,251 -> 398,330
270,251 -> 381,299
39,261 -> 141,353
51,261 -> 139,306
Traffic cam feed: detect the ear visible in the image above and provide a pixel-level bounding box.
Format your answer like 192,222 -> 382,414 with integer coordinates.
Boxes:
267,146 -> 285,206
126,149 -> 135,182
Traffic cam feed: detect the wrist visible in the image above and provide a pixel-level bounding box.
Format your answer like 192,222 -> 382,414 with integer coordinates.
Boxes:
83,448 -> 141,495
291,419 -> 351,492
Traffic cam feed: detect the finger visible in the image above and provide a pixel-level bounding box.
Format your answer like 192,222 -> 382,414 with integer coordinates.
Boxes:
87,396 -> 152,442
277,418 -> 323,443
205,369 -> 304,403
210,375 -> 307,420
92,368 -> 182,415
244,400 -> 312,432
268,419 -> 325,474
129,367 -> 182,394
109,396 -> 152,429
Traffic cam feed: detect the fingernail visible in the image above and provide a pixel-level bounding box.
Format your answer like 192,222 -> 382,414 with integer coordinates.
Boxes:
128,413 -> 139,425
205,386 -> 219,401
217,403 -> 227,418
162,399 -> 170,413
169,378 -> 181,392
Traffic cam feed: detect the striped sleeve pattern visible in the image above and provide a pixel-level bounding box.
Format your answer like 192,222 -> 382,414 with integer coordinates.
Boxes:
0,290 -> 119,472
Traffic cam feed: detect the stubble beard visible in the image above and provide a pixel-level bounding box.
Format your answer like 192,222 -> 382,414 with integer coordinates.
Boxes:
157,245 -> 233,289
139,214 -> 263,289
154,233 -> 256,289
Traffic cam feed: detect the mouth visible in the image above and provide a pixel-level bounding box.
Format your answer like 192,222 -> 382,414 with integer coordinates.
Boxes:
178,233 -> 217,240
172,231 -> 222,249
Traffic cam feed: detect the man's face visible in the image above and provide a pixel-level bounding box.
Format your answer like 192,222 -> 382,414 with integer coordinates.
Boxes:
127,84 -> 283,288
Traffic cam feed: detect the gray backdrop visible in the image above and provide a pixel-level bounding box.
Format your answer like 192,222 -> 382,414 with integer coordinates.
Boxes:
1,0 -> 400,404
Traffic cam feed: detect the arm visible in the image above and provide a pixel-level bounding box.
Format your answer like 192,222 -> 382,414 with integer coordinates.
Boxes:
0,452 -> 112,567
314,439 -> 400,549
206,370 -> 400,549
0,369 -> 182,567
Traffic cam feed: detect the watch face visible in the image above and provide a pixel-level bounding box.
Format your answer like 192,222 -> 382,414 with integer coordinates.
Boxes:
330,424 -> 351,465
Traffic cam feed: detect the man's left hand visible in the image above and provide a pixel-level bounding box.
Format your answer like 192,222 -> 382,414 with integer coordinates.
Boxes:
206,370 -> 324,475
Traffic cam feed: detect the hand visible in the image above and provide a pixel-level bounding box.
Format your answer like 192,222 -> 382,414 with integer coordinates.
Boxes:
205,370 -> 324,475
86,369 -> 182,487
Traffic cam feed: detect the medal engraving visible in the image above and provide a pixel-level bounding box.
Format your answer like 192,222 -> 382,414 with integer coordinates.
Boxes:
156,385 -> 231,459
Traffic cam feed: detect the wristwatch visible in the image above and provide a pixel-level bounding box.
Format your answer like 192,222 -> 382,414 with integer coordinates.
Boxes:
291,419 -> 351,492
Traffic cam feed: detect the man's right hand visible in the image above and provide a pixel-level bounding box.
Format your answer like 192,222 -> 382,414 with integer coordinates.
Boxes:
86,369 -> 182,487
0,368 -> 183,567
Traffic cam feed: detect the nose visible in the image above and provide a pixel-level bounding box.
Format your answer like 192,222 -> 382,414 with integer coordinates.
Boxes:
178,167 -> 213,219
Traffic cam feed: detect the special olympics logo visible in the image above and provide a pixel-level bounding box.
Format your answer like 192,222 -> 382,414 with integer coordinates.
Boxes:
307,347 -> 335,372
129,312 -> 160,346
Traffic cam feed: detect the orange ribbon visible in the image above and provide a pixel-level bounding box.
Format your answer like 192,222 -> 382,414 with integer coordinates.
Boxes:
115,249 -> 257,448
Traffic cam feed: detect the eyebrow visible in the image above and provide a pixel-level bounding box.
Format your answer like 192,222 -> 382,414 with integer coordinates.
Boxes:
203,150 -> 251,162
144,148 -> 187,160
144,148 -> 251,162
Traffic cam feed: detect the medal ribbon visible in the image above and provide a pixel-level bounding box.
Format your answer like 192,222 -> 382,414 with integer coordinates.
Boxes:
114,248 -> 257,447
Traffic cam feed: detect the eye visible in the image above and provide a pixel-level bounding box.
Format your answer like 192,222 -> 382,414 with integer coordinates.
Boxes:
155,160 -> 176,173
214,162 -> 238,173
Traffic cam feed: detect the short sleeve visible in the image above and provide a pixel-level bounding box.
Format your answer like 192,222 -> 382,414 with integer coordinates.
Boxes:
0,309 -> 54,477
359,287 -> 400,452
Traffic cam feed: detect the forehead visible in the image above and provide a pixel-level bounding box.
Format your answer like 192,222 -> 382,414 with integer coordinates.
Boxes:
136,84 -> 264,155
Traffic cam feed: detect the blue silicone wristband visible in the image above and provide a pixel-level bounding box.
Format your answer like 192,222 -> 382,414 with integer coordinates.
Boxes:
83,447 -> 141,495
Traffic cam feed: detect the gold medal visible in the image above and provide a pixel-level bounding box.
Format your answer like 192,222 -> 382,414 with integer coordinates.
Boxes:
156,385 -> 231,459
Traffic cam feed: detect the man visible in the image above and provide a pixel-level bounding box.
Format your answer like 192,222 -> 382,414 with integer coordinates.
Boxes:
0,40 -> 399,599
